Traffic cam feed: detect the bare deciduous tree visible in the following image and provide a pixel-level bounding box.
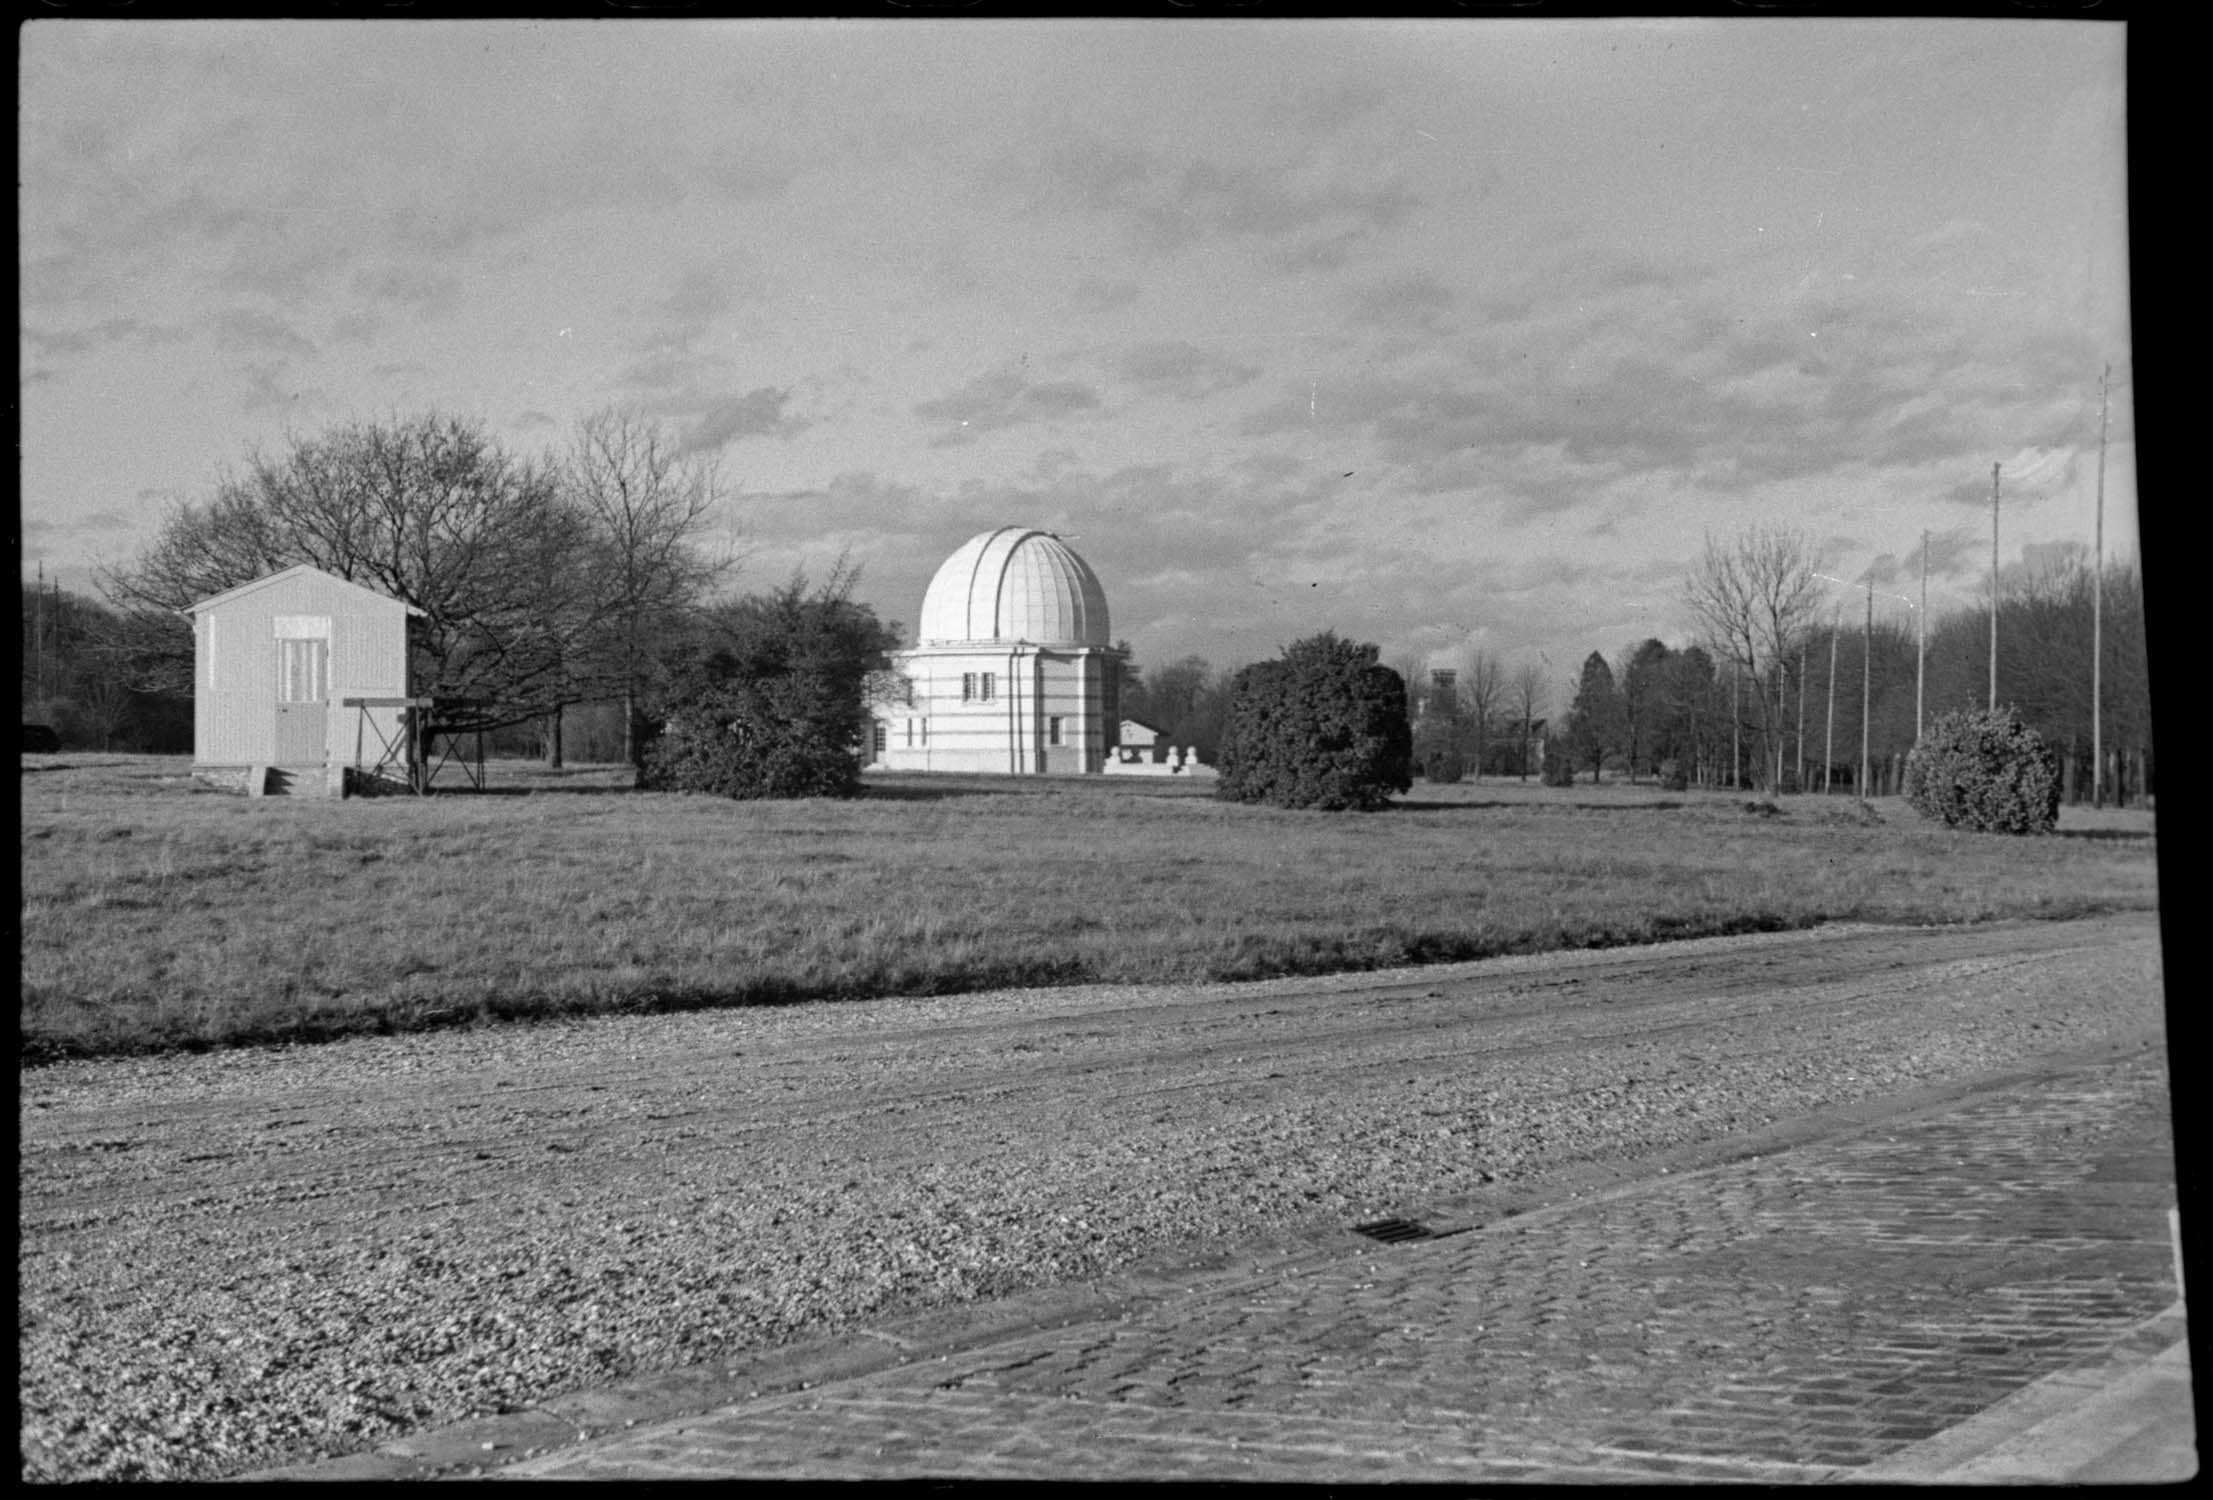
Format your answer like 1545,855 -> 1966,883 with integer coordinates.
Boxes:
1509,659 -> 1549,781
1461,647 -> 1504,779
103,412 -> 585,732
101,410 -> 739,754
562,407 -> 739,768
1683,527 -> 1823,791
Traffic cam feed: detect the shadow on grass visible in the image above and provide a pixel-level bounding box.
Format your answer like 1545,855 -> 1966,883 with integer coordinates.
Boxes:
2054,827 -> 2155,841
410,778 -> 1195,803
1393,798 -> 1687,813
858,781 -> 1026,802
861,777 -> 1215,802
419,784 -> 646,798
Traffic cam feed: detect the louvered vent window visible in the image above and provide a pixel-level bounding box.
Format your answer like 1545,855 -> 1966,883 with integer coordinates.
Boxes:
277,637 -> 328,703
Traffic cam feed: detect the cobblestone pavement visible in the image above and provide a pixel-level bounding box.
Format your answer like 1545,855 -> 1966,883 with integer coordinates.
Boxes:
486,1045 -> 2188,1483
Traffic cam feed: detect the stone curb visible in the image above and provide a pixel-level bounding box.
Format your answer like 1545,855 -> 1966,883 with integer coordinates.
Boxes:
1848,1301 -> 2195,1484
236,1034 -> 2170,1482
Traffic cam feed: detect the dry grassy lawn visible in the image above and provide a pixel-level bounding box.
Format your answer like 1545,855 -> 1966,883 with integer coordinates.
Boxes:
19,754 -> 2161,1060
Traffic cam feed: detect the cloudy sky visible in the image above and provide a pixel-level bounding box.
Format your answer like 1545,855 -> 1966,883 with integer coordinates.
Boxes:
21,17 -> 2132,687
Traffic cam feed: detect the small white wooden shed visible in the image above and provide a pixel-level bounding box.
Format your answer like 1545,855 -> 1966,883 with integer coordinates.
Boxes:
1116,717 -> 1168,763
183,564 -> 425,795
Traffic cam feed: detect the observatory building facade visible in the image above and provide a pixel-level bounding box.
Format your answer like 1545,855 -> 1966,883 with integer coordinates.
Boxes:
871,527 -> 1121,775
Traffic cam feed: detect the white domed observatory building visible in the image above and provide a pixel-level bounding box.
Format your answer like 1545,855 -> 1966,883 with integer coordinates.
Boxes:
870,527 -> 1122,775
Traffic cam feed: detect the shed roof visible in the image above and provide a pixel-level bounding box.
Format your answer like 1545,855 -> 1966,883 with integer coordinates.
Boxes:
181,563 -> 427,619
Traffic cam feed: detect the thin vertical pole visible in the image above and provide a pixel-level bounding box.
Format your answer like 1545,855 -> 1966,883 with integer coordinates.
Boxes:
1775,663 -> 1788,792
33,560 -> 45,703
1862,576 -> 1874,798
1796,638 -> 1807,791
2093,364 -> 2109,807
1989,462 -> 2001,711
1916,529 -> 1928,743
1824,618 -> 1838,795
1730,661 -> 1740,789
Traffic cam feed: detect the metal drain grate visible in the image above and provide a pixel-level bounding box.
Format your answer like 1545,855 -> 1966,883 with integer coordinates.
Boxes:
1351,1217 -> 1440,1244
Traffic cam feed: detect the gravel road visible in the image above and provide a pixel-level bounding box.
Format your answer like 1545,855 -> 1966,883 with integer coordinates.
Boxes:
19,913 -> 2167,1482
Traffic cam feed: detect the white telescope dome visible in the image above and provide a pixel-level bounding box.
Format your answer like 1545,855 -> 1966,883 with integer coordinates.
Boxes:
917,527 -> 1110,647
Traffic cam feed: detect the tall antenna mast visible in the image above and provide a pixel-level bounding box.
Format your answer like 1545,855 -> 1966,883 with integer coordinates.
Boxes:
1916,529 -> 1927,743
1730,658 -> 1740,790
1988,462 -> 2001,711
1862,574 -> 1874,798
2093,364 -> 2110,807
1824,613 -> 1838,795
1796,636 -> 1807,791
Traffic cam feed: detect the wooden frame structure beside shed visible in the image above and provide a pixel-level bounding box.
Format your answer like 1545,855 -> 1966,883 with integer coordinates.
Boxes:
182,564 -> 462,798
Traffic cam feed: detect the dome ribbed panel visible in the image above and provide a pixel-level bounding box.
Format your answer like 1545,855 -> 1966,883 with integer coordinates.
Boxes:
917,531 -> 1003,642
916,527 -> 1109,647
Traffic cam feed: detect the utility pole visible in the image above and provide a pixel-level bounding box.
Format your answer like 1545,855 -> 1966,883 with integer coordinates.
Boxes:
33,560 -> 45,703
1730,660 -> 1740,789
1989,461 -> 2001,712
1824,615 -> 1838,795
1916,529 -> 1928,744
2093,363 -> 2110,807
1774,662 -> 1788,793
1796,637 -> 1808,791
1862,574 -> 1874,798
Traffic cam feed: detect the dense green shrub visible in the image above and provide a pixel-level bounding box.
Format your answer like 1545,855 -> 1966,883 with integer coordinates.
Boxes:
1411,714 -> 1464,785
1657,758 -> 1690,792
1540,747 -> 1577,787
641,571 -> 899,800
642,685 -> 865,798
1214,632 -> 1413,811
1902,706 -> 2061,834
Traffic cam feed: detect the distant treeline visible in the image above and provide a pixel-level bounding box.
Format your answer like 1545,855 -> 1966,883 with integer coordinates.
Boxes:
1399,553 -> 2152,804
24,528 -> 2153,809
22,579 -> 192,754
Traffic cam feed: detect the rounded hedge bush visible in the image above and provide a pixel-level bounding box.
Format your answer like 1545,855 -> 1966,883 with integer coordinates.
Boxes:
1901,706 -> 2060,834
1214,631 -> 1413,811
1540,747 -> 1577,787
641,682 -> 866,799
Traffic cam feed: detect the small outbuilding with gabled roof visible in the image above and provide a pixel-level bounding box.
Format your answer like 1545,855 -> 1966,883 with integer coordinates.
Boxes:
182,564 -> 425,795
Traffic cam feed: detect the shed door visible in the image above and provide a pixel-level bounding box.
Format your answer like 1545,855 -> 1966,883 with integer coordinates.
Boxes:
274,634 -> 330,764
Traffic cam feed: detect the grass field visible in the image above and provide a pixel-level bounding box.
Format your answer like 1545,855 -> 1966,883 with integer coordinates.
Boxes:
19,754 -> 2162,1062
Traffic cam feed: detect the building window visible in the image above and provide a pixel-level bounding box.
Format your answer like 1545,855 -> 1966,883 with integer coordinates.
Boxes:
961,672 -> 976,701
1048,716 -> 1063,746
906,718 -> 914,747
872,721 -> 887,754
980,672 -> 995,702
277,636 -> 327,704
